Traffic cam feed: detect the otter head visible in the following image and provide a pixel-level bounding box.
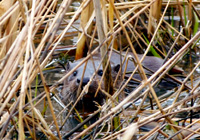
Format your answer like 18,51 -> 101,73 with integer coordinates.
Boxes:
60,55 -> 120,112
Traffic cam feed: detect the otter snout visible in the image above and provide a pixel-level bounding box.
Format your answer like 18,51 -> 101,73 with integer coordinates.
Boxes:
77,77 -> 90,88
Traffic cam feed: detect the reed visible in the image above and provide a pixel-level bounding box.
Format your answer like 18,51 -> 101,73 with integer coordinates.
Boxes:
0,0 -> 200,139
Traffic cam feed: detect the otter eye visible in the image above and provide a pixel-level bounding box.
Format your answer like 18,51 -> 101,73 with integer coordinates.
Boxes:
97,70 -> 103,76
73,71 -> 77,76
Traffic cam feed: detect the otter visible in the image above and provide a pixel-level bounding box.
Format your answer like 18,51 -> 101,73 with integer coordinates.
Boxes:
60,51 -> 166,112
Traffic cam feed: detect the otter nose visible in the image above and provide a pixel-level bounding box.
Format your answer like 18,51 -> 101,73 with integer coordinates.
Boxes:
77,78 -> 90,87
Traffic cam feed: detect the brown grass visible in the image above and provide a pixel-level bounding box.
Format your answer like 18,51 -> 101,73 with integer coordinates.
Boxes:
0,0 -> 200,139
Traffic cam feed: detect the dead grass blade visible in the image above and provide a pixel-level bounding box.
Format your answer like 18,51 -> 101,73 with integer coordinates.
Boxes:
1,0 -> 200,139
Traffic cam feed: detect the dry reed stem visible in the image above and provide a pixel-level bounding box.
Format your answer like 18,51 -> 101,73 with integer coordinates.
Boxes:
0,0 -> 199,139
0,0 -> 72,138
75,0 -> 93,59
148,0 -> 162,37
93,0 -> 114,95
138,125 -> 162,140
73,27 -> 200,139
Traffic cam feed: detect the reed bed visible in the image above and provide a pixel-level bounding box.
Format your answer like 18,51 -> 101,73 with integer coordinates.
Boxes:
0,0 -> 200,139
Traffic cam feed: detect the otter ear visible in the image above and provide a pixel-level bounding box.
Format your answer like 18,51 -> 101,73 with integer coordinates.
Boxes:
58,62 -> 68,70
65,62 -> 70,70
113,64 -> 121,72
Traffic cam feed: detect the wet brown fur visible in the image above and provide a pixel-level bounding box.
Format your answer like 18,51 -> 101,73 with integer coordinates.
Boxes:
60,51 -> 164,112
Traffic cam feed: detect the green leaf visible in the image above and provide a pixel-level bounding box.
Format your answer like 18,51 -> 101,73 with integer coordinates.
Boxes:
143,34 -> 161,58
